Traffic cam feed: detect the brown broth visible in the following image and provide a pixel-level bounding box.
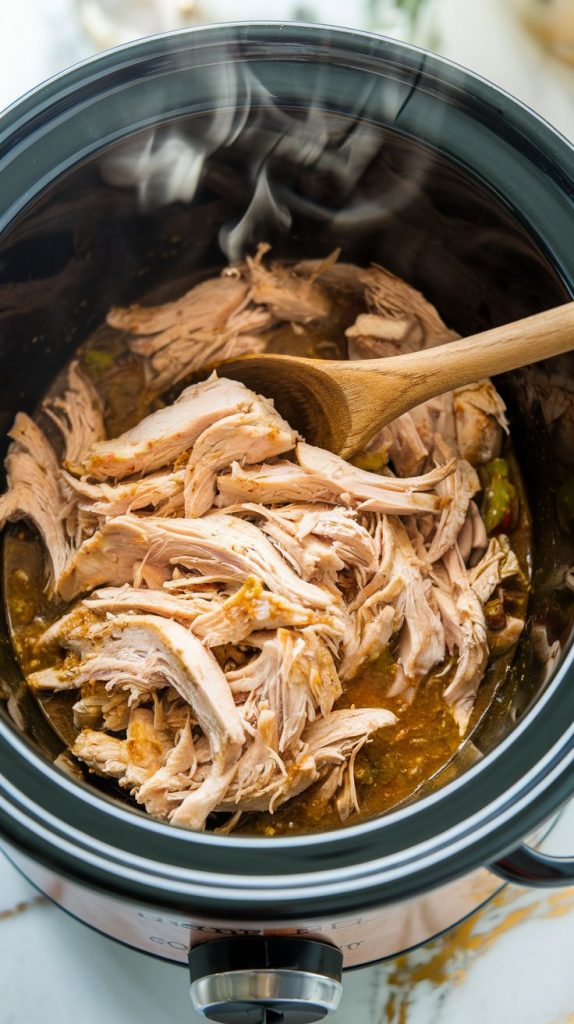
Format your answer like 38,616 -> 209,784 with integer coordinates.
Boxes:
243,665 -> 463,836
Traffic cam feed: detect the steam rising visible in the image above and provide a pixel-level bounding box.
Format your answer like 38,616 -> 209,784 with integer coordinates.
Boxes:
101,51 -> 428,261
221,165 -> 292,262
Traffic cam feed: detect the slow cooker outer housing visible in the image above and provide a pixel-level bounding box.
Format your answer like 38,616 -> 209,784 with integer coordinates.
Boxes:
1,24 -> 574,966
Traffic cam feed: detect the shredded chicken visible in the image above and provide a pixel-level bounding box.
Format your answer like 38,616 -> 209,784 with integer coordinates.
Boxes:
246,244 -> 331,323
410,392 -> 458,460
57,511 -> 336,608
183,391 -> 296,517
432,547 -> 489,733
56,613 -> 245,828
109,273 -> 272,391
72,706 -> 188,811
369,413 -> 428,478
62,469 -> 185,518
456,500 -> 488,566
72,679 -> 132,732
0,413 -> 71,587
426,438 -> 481,563
68,375 -> 275,480
1,251 -> 528,833
215,708 -> 317,814
228,627 -> 342,752
86,577 -> 344,647
296,259 -> 458,357
44,361 -> 105,464
216,706 -> 396,815
227,503 -> 377,591
468,536 -> 520,604
216,442 -> 455,516
84,585 -> 216,622
453,380 -> 509,464
375,518 -> 445,696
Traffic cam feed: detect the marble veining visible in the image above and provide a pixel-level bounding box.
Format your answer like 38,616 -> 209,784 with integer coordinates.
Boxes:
0,894 -> 48,922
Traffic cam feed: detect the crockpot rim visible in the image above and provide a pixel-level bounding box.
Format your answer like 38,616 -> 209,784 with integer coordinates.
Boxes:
1,23 -> 574,915
2,644 -> 574,857
1,18 -> 573,149
2,19 -> 574,253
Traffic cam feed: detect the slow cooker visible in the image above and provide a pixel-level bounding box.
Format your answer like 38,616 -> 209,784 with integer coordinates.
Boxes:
1,23 -> 574,1023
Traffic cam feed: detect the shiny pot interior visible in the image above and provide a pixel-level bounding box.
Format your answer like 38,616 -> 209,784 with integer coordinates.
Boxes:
0,26 -> 573,920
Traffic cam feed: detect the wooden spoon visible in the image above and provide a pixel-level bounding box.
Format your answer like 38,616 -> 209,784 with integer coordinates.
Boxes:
218,302 -> 574,458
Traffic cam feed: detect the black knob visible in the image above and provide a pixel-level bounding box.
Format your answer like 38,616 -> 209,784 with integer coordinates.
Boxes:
188,937 -> 343,1024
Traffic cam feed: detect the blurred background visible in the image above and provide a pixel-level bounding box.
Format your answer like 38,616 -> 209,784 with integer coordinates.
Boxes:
1,0 -> 574,140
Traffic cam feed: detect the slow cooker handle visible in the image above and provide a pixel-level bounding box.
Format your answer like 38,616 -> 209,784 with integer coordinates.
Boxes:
188,936 -> 343,1023
493,843 -> 574,887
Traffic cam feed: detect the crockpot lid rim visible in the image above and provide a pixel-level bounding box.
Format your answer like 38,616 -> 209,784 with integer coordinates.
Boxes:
1,24 -> 572,308
2,628 -> 574,847
2,21 -> 573,295
2,21 -> 574,164
3,740 -> 572,916
2,643 -> 573,889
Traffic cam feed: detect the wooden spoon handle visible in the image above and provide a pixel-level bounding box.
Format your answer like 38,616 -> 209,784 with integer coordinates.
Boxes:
361,300 -> 574,414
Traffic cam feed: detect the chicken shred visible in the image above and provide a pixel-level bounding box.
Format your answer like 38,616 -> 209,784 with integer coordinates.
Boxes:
1,251 -> 526,832
109,273 -> 272,391
0,413 -> 71,587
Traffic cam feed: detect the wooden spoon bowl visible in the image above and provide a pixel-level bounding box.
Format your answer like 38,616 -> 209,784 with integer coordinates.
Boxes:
218,302 -> 574,458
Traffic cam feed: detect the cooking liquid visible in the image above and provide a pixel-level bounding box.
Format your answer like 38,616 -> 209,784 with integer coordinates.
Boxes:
2,273 -> 532,835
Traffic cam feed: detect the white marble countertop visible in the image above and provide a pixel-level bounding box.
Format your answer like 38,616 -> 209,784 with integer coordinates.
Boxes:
1,1 -> 574,1021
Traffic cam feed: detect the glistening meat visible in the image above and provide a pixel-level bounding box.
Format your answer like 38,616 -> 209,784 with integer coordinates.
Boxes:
0,251 -> 529,836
